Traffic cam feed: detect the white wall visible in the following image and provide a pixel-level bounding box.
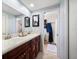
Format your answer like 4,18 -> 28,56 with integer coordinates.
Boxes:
69,0 -> 77,59
2,12 -> 16,35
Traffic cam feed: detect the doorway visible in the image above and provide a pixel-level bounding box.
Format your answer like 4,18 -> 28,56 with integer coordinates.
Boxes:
43,10 -> 59,59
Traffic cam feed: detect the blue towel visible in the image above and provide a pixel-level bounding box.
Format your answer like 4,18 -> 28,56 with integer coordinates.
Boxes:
46,23 -> 52,33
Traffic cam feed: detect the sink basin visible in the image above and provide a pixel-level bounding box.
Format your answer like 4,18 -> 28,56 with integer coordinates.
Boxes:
18,35 -> 27,37
2,35 -> 11,40
18,32 -> 30,37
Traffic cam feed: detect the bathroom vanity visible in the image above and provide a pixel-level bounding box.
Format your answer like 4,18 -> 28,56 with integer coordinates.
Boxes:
2,33 -> 41,59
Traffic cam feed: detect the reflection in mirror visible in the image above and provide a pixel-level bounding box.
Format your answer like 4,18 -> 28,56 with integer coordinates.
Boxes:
2,12 -> 16,39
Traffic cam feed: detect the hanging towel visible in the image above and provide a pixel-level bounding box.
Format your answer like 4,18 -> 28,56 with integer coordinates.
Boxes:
46,23 -> 53,42
46,23 -> 52,32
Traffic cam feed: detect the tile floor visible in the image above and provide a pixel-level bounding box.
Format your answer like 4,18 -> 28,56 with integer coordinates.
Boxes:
36,44 -> 59,59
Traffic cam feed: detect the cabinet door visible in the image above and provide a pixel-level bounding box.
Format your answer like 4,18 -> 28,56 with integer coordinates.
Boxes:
35,42 -> 38,57
16,52 -> 26,59
26,49 -> 30,59
30,40 -> 36,59
16,50 -> 30,59
35,36 -> 40,56
37,36 -> 40,52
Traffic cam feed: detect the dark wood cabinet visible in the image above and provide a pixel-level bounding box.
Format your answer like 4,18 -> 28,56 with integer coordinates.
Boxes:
3,35 -> 40,59
16,51 -> 26,59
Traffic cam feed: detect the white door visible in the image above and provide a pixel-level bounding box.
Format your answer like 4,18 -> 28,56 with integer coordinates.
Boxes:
57,0 -> 68,59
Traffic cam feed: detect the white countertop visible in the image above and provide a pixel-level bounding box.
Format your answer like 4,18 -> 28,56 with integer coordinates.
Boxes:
2,33 -> 40,55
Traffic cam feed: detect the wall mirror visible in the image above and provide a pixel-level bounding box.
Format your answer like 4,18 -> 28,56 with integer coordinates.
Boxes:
24,17 -> 30,27
32,15 -> 39,27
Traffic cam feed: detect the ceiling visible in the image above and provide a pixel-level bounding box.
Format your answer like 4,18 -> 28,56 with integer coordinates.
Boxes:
19,0 -> 60,12
2,3 -> 22,16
